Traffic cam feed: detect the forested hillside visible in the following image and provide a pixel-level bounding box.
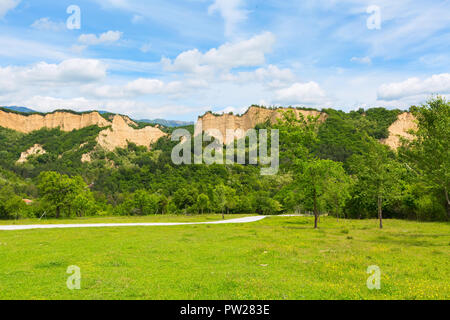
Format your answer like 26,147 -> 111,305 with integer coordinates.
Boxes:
0,97 -> 448,224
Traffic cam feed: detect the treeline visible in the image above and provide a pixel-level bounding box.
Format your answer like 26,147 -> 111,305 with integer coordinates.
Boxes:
0,97 -> 448,224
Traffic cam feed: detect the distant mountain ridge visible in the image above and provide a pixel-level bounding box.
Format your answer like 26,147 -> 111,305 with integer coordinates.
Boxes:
1,106 -> 36,113
139,119 -> 194,127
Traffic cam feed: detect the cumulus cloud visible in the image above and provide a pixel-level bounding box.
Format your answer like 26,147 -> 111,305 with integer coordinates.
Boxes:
377,73 -> 450,101
31,17 -> 65,31
217,106 -> 248,115
78,30 -> 123,45
208,0 -> 248,37
224,65 -> 296,88
0,0 -> 20,18
275,82 -> 327,105
0,59 -> 107,92
85,77 -> 208,99
162,32 -> 275,74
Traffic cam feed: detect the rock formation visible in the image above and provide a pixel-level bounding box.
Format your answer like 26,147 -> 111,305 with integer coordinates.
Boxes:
97,115 -> 167,151
0,109 -> 168,155
0,110 -> 110,133
195,106 -> 327,144
17,144 -> 46,163
196,106 -> 418,149
381,112 -> 417,149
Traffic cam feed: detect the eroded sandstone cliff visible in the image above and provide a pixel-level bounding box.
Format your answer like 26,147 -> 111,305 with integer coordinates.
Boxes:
195,106 -> 327,144
16,144 -> 46,164
0,109 -> 167,153
381,112 -> 417,149
196,106 -> 417,149
97,115 -> 167,151
0,110 -> 110,133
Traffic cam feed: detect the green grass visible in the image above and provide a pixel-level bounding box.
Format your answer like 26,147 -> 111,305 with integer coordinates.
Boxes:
0,216 -> 449,300
0,214 -> 254,225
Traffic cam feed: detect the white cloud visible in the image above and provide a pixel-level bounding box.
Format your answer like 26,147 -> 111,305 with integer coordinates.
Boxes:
217,106 -> 248,115
85,77 -> 208,99
78,31 -> 123,45
208,0 -> 248,37
0,0 -> 19,18
0,59 -> 107,91
70,44 -> 87,54
275,82 -> 327,106
350,56 -> 372,65
31,17 -> 65,31
125,78 -> 165,95
162,32 -> 275,74
7,95 -> 206,119
377,73 -> 450,101
225,65 -> 296,88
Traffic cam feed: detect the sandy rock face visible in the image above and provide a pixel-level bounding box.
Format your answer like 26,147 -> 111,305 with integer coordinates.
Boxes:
0,110 -> 167,153
381,112 -> 417,149
17,144 -> 46,163
97,115 -> 167,151
195,106 -> 327,144
81,152 -> 92,163
0,110 -> 110,133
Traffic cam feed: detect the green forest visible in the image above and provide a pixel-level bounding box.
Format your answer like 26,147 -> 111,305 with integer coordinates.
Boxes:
0,97 -> 448,226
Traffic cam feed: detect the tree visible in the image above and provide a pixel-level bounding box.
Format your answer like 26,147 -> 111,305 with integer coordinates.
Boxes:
197,194 -> 209,214
324,170 -> 353,221
0,186 -> 29,220
158,194 -> 169,214
133,190 -> 159,215
72,191 -> 97,217
173,188 -> 196,213
37,172 -> 86,218
273,110 -> 320,170
236,195 -> 253,213
349,140 -> 401,228
297,159 -> 348,228
403,96 -> 450,218
213,184 -> 235,219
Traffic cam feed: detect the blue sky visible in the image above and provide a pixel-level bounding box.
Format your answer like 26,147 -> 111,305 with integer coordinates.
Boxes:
0,0 -> 449,120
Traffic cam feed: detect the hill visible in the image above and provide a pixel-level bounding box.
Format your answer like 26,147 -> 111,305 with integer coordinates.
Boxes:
1,106 -> 36,113
0,98 -> 447,223
139,119 -> 194,127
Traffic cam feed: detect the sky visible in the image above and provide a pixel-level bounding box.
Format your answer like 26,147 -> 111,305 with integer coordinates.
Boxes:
0,0 -> 449,121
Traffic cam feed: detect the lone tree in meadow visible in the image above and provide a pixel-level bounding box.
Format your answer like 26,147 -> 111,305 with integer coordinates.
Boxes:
214,184 -> 228,219
298,159 -> 348,228
349,140 -> 401,229
197,194 -> 209,214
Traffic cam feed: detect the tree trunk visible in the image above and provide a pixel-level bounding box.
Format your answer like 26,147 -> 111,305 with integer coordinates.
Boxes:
56,206 -> 60,219
313,189 -> 318,229
222,208 -> 224,220
444,187 -> 450,218
378,195 -> 383,229
335,197 -> 339,222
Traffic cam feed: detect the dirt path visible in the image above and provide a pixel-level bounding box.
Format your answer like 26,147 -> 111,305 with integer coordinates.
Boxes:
0,216 -> 267,231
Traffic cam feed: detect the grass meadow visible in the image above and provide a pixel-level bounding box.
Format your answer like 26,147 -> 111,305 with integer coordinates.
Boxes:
0,215 -> 448,300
